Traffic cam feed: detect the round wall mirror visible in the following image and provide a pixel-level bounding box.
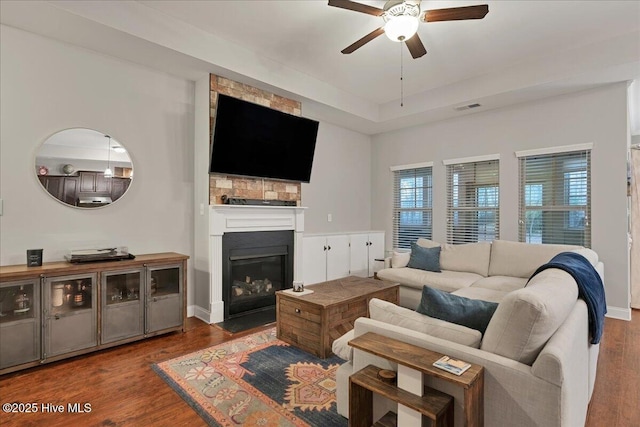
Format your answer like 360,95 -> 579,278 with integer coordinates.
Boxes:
35,128 -> 134,208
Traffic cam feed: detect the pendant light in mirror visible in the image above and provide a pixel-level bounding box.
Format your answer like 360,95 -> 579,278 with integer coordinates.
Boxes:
104,135 -> 113,178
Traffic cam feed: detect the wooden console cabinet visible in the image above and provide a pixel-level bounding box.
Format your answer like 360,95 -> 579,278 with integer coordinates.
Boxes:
0,252 -> 188,375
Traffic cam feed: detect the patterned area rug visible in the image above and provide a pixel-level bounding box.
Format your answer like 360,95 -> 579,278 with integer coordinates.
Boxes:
153,328 -> 347,426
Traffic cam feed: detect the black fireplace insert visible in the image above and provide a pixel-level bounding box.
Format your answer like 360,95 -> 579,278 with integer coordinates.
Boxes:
222,230 -> 294,320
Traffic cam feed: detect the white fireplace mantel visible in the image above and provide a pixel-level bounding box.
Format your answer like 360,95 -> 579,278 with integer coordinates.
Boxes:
203,205 -> 305,324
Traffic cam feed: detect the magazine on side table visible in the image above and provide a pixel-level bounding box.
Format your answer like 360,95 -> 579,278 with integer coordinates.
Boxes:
433,355 -> 472,376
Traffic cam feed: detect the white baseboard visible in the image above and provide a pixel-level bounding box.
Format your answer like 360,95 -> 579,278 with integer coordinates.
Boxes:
187,305 -> 195,318
605,305 -> 632,321
192,302 -> 224,324
194,305 -> 211,323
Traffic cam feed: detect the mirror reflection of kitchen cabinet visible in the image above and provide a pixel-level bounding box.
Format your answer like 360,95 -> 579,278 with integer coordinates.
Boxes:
38,175 -> 79,206
101,269 -> 144,344
38,175 -> 63,197
111,178 -> 131,202
43,273 -> 97,359
0,279 -> 40,370
146,264 -> 182,334
62,176 -> 79,205
80,171 -> 111,193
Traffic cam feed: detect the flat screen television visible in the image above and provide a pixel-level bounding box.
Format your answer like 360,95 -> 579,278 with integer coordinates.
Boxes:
209,94 -> 319,183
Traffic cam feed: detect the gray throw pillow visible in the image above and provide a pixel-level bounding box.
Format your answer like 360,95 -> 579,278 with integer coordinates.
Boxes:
416,286 -> 498,334
407,243 -> 441,272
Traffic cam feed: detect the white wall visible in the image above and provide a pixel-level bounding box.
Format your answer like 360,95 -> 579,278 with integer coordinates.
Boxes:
302,121 -> 372,233
0,26 -> 196,305
371,84 -> 631,315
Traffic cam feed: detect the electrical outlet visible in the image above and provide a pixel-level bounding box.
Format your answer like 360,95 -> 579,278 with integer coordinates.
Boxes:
327,213 -> 332,222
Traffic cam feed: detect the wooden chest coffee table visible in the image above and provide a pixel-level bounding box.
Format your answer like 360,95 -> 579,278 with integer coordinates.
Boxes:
276,276 -> 399,358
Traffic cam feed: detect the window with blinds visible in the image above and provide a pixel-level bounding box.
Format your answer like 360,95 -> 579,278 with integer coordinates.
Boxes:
446,159 -> 499,244
518,149 -> 591,247
393,166 -> 433,249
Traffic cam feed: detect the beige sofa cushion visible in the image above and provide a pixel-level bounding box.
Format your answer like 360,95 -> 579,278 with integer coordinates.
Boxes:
391,251 -> 411,268
416,238 -> 441,248
376,268 -> 482,293
452,287 -> 509,304
440,242 -> 491,277
369,298 -> 482,348
471,276 -> 527,293
488,240 -> 581,278
417,239 -> 491,277
481,268 -> 578,365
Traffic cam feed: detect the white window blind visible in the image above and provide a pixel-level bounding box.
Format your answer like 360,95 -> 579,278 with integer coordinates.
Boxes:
446,159 -> 499,244
518,150 -> 591,247
393,166 -> 433,249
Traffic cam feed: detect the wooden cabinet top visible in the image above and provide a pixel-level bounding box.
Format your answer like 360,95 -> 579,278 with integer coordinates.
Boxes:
0,252 -> 189,281
276,276 -> 399,309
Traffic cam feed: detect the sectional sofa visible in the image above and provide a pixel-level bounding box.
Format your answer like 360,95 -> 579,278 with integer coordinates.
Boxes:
333,239 -> 604,426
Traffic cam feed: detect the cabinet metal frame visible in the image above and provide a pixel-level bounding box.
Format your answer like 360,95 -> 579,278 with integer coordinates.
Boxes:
145,262 -> 184,335
100,267 -> 145,344
42,272 -> 98,359
0,278 -> 41,370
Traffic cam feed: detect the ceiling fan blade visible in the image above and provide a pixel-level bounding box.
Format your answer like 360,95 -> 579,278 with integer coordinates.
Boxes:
341,27 -> 385,54
423,5 -> 489,22
328,0 -> 384,17
405,34 -> 427,59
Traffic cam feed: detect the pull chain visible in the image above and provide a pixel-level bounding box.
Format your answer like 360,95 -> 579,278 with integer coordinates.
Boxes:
400,41 -> 404,107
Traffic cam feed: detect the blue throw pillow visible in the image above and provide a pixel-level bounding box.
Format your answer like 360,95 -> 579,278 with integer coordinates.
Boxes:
416,286 -> 498,334
407,243 -> 441,272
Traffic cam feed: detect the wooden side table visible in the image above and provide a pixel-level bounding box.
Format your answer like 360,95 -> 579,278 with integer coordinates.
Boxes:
350,365 -> 453,427
348,332 -> 484,427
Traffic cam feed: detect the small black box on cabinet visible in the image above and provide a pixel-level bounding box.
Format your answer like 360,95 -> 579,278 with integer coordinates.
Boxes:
27,249 -> 43,267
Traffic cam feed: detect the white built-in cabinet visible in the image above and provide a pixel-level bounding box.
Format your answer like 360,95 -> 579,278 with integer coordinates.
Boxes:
349,232 -> 385,278
302,231 -> 385,285
303,235 -> 350,285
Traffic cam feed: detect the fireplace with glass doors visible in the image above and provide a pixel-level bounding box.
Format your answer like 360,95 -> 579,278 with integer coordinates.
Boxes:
221,230 -> 294,320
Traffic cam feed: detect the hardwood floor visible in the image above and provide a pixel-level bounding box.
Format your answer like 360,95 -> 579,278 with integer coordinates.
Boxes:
0,311 -> 638,426
585,310 -> 640,427
0,318 -> 265,427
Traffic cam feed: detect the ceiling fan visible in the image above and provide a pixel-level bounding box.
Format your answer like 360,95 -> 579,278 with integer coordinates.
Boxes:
328,0 -> 489,59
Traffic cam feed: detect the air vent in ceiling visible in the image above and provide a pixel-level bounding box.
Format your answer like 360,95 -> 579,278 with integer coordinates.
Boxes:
454,103 -> 482,111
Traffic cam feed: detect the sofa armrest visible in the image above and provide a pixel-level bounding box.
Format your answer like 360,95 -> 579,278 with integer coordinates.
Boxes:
531,300 -> 592,392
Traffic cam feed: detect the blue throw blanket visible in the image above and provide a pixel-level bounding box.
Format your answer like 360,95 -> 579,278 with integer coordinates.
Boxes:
527,252 -> 607,344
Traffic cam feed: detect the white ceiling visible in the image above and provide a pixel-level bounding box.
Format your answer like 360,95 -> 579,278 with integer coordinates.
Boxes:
1,1 -> 639,135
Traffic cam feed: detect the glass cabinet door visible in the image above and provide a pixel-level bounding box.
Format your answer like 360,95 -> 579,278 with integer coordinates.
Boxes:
101,268 -> 144,344
146,264 -> 182,334
44,273 -> 97,358
0,279 -> 40,369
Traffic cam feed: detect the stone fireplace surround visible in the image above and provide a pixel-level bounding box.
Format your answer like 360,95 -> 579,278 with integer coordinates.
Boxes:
202,204 -> 305,324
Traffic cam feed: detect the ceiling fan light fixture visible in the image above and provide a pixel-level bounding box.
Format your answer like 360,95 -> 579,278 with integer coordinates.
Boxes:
382,0 -> 421,42
384,15 -> 419,41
